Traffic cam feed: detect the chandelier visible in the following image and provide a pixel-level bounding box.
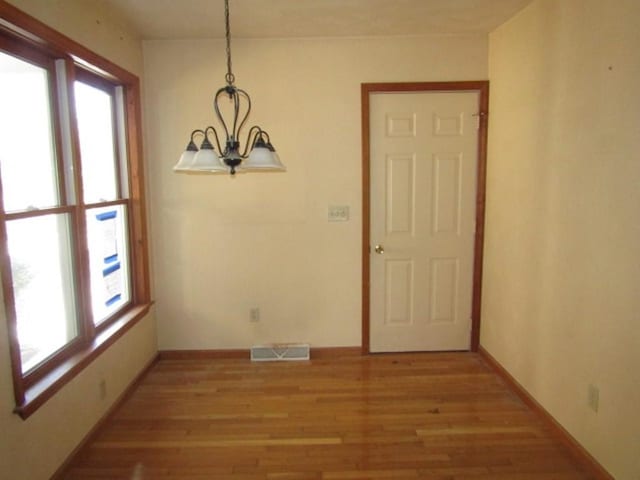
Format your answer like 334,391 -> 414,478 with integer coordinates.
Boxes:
173,0 -> 284,175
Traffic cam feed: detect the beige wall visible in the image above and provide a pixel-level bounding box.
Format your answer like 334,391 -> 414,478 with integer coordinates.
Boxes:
482,0 -> 640,478
0,2 -> 157,479
144,34 -> 488,350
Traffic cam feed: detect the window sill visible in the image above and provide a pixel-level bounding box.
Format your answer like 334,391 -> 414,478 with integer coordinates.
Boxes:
14,303 -> 152,420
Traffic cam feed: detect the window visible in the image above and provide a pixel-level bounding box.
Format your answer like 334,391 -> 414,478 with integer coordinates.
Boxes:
74,74 -> 133,325
0,5 -> 150,419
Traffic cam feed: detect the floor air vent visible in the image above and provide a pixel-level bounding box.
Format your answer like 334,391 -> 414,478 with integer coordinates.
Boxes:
251,344 -> 310,362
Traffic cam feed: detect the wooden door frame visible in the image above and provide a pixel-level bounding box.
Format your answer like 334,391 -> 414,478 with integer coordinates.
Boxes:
361,81 -> 489,354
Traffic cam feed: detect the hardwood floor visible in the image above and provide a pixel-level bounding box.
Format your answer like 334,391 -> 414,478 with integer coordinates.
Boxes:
60,353 -> 595,479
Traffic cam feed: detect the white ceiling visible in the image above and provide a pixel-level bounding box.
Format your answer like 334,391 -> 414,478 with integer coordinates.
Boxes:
103,0 -> 533,39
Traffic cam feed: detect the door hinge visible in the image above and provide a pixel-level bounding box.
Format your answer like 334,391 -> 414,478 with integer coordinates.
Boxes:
472,111 -> 488,130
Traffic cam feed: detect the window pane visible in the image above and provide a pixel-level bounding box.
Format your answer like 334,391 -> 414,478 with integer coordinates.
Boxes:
74,81 -> 118,203
0,51 -> 59,212
86,205 -> 131,324
6,215 -> 78,373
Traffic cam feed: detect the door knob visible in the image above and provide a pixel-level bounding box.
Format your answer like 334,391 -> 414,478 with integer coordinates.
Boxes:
374,244 -> 385,254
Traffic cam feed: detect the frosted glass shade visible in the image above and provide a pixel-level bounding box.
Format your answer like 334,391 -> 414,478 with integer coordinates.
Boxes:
173,148 -> 197,171
243,142 -> 286,171
190,147 -> 227,172
271,150 -> 284,169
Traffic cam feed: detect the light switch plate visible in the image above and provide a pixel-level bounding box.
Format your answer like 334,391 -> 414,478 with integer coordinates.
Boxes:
328,205 -> 350,222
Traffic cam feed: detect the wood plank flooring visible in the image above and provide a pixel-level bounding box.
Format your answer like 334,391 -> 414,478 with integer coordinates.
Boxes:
60,353 -> 595,479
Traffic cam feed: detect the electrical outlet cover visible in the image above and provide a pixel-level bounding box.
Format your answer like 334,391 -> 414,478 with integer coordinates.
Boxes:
328,205 -> 349,222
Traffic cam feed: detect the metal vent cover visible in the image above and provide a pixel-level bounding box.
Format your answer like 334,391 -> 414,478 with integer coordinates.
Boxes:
250,344 -> 310,362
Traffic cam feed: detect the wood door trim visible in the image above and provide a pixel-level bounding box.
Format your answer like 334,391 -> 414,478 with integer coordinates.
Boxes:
361,81 -> 489,354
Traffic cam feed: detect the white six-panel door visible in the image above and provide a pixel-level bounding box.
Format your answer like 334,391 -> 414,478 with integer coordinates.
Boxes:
370,91 -> 479,352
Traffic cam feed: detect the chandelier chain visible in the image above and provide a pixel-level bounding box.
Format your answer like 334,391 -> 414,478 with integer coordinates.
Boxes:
224,0 -> 235,85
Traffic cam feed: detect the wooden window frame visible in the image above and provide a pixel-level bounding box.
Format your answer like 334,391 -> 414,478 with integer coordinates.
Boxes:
74,70 -> 134,331
0,1 -> 151,419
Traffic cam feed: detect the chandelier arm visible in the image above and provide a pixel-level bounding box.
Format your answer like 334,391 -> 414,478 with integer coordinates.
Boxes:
213,87 -> 232,142
231,88 -> 241,141
234,87 -> 252,143
240,125 -> 264,158
204,126 -> 223,154
189,128 -> 206,142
